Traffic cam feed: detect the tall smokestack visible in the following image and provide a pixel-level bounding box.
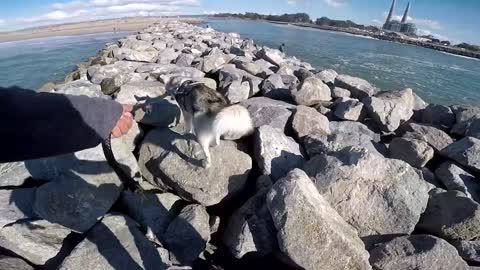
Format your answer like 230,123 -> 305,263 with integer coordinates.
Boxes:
401,2 -> 410,23
384,0 -> 396,29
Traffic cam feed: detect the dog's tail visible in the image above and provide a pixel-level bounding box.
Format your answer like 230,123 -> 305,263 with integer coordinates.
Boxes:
214,105 -> 254,140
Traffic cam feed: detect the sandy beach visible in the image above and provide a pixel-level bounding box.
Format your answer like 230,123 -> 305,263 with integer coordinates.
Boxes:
0,17 -> 202,43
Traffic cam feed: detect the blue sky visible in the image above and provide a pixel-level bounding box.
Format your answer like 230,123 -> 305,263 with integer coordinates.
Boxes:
0,0 -> 478,44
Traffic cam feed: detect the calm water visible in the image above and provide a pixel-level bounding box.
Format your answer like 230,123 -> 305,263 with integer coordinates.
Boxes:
0,21 -> 479,105
208,19 -> 480,106
0,32 -> 131,90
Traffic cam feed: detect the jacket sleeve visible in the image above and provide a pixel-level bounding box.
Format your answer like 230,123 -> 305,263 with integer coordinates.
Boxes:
0,87 -> 123,162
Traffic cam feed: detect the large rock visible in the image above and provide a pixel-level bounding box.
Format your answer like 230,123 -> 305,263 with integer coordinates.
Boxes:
254,125 -> 305,180
315,69 -> 338,85
293,77 -> 332,106
26,128 -> 140,233
121,191 -> 184,241
157,48 -> 179,64
436,162 -> 480,203
364,89 -> 415,132
451,240 -> 480,263
304,147 -> 430,243
333,98 -> 366,121
88,61 -> 144,84
116,80 -> 165,104
0,255 -> 34,270
400,122 -> 453,152
164,204 -> 210,265
292,105 -> 330,139
241,97 -> 294,131
0,162 -> 32,187
59,214 -> 167,270
235,59 -> 273,79
0,189 -> 36,228
121,39 -> 152,51
115,48 -> 157,63
369,235 -> 469,270
332,87 -> 351,98
334,74 -> 377,99
304,121 -> 383,157
452,105 -> 480,136
422,104 -> 456,129
175,53 -> 195,67
223,190 -> 277,259
133,97 -> 182,128
256,47 -> 285,66
138,128 -> 251,206
389,137 -> 434,168
55,79 -> 104,98
267,169 -> 371,270
261,73 -> 290,101
417,189 -> 480,240
0,220 -> 70,265
201,48 -> 228,73
136,64 -> 204,79
441,137 -> 480,173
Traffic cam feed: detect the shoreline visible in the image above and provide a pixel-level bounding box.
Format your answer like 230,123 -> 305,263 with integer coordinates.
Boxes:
269,21 -> 480,60
0,17 -> 203,43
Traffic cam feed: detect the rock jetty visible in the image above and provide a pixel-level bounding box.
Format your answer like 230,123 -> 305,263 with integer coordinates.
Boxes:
4,20 -> 480,269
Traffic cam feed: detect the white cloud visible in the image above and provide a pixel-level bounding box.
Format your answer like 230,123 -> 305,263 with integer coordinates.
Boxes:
324,0 -> 346,8
382,12 -> 442,31
4,0 -> 201,30
372,19 -> 383,25
0,19 -> 5,25
417,29 -> 449,41
287,0 -> 297,5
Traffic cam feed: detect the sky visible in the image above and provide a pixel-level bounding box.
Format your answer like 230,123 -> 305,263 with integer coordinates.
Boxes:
0,0 -> 478,44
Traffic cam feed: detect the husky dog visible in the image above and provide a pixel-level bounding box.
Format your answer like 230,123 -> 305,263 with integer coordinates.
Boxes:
167,78 -> 254,168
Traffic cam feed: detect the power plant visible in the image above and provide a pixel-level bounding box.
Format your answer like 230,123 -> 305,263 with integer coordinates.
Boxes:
383,0 -> 417,35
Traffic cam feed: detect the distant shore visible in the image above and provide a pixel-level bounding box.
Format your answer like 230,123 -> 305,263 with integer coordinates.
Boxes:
267,21 -> 480,60
0,17 -> 203,43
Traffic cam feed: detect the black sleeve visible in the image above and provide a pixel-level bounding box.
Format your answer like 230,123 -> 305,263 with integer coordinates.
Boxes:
0,87 -> 123,162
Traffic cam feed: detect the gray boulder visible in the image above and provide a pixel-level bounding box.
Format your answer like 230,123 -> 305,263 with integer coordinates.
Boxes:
261,74 -> 290,101
292,105 -> 331,140
293,77 -> 332,106
121,191 -> 184,241
221,80 -> 250,104
223,191 -> 277,259
136,64 -> 204,79
417,189 -> 480,240
175,53 -> 195,67
133,97 -> 182,128
422,104 -> 456,129
254,125 -> 306,180
157,48 -> 180,64
304,121 -> 382,157
441,137 -> 480,173
315,69 -> 338,85
201,48 -> 228,73
0,255 -> 34,270
334,74 -> 377,99
0,219 -> 70,265
116,81 -> 165,104
236,60 -> 274,79
153,40 -> 167,51
333,98 -> 366,121
451,240 -> 480,263
400,122 -> 453,152
267,169 -> 371,270
121,39 -> 152,51
413,92 -> 429,110
389,137 -> 434,168
0,189 -> 36,228
138,128 -> 251,206
451,105 -> 480,136
332,87 -> 351,98
116,48 -> 157,63
0,162 -> 32,187
364,88 -> 415,132
369,235 -> 469,270
256,47 -> 285,66
55,79 -> 103,98
304,147 -> 430,243
436,162 -> 480,203
164,204 -> 210,265
59,214 -> 167,270
240,97 -> 294,131
88,61 -> 144,84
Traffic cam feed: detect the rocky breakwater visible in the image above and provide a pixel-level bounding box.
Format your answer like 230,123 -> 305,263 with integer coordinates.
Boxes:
2,20 -> 480,270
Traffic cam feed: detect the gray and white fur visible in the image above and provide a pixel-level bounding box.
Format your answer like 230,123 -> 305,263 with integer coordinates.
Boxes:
167,78 -> 254,168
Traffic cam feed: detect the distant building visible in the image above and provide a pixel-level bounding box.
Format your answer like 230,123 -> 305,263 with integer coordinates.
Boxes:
383,0 -> 417,35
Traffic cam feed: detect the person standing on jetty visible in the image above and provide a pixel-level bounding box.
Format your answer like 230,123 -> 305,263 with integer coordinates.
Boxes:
279,43 -> 286,54
0,87 -> 133,162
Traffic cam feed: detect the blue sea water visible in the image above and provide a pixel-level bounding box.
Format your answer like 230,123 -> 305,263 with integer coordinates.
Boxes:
207,19 -> 480,106
0,32 -> 131,90
0,20 -> 479,106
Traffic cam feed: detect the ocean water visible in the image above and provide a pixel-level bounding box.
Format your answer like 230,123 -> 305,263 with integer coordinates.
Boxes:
208,19 -> 480,106
0,32 -> 131,90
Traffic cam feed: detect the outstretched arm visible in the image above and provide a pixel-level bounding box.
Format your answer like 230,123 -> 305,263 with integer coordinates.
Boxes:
0,87 -> 131,162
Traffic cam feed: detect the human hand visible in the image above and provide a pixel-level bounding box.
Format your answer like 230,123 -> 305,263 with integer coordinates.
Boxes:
112,105 -> 133,138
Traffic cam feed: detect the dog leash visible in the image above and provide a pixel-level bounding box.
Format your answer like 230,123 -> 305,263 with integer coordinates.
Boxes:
102,134 -> 142,192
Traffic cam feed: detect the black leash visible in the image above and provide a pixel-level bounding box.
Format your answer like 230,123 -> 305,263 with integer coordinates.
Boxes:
102,134 -> 142,192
